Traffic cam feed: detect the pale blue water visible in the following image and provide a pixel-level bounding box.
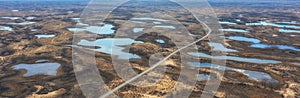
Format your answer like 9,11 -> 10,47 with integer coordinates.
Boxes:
7,21 -> 36,25
196,74 -> 210,81
35,60 -> 48,63
188,52 -> 280,64
279,29 -> 300,33
68,24 -> 115,34
251,44 -> 300,51
236,19 -> 242,22
276,21 -> 298,25
0,26 -> 13,31
189,62 -> 278,82
153,22 -> 162,24
13,61 -> 60,77
250,44 -> 270,48
35,34 -> 55,38
219,28 -> 248,33
207,42 -> 238,52
156,39 -> 165,44
246,21 -> 300,29
78,38 -> 143,59
227,36 -> 261,43
219,21 -> 237,25
1,17 -> 20,20
133,28 -> 144,33
153,25 -> 176,29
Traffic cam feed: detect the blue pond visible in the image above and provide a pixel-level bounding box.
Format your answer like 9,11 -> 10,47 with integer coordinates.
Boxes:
68,24 -> 115,34
35,34 -> 55,38
219,28 -> 248,33
0,26 -> 13,31
7,21 -> 36,25
156,39 -> 165,44
207,42 -> 238,52
133,28 -> 144,33
227,36 -> 300,51
279,29 -> 300,33
78,38 -> 143,59
153,25 -> 176,29
196,74 -> 210,81
219,21 -> 237,25
251,44 -> 300,51
188,52 -> 280,64
13,61 -> 60,77
189,62 -> 278,82
227,36 -> 261,43
246,21 -> 300,29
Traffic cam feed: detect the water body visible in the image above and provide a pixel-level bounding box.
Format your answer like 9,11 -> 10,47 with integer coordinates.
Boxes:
220,28 -> 248,33
68,24 -> 115,34
219,21 -> 237,25
11,10 -> 19,12
7,21 -> 36,25
227,36 -> 300,51
188,52 -> 280,64
251,44 -> 300,51
0,26 -> 13,31
189,62 -> 278,82
153,25 -> 176,29
276,21 -> 298,25
1,17 -> 20,20
196,74 -> 210,81
279,29 -> 300,33
35,60 -> 49,63
246,21 -> 300,29
156,39 -> 165,44
207,42 -> 238,52
35,34 -> 55,38
13,61 -> 61,77
291,63 -> 300,66
227,36 -> 261,43
133,28 -> 144,33
26,17 -> 36,20
78,38 -> 143,59
153,22 -> 162,24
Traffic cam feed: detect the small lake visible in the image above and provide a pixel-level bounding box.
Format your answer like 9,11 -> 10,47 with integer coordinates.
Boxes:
153,22 -> 162,24
12,60 -> 60,77
188,52 -> 280,64
153,25 -> 176,29
208,42 -> 238,52
7,21 -> 36,25
251,44 -> 300,51
35,34 -> 55,38
246,21 -> 300,29
1,17 -> 20,20
189,62 -> 278,82
156,39 -> 165,44
279,29 -> 300,33
78,38 -> 143,59
219,28 -> 248,33
276,21 -> 298,25
133,28 -> 144,33
68,24 -> 115,34
227,36 -> 261,43
12,10 -> 19,12
227,36 -> 300,51
196,74 -> 210,81
219,21 -> 237,25
0,26 -> 13,31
